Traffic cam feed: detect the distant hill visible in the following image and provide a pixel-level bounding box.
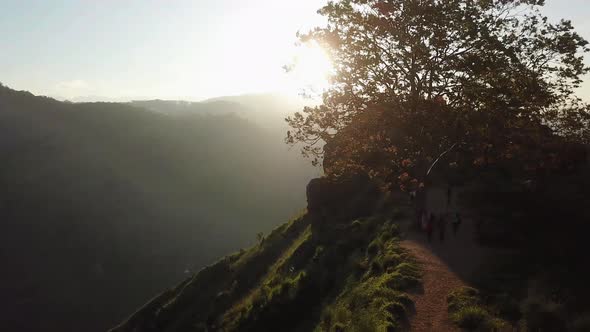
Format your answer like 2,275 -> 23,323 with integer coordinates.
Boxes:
0,84 -> 318,332
130,99 -> 247,116
130,93 -> 309,131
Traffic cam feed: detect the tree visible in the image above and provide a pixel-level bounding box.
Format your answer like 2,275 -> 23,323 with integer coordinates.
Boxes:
287,0 -> 589,189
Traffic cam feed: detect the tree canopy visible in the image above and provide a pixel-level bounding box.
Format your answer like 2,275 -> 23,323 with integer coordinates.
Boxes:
287,0 -> 590,189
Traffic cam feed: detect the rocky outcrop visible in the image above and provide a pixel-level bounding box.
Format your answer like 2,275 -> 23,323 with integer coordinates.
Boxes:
306,174 -> 381,223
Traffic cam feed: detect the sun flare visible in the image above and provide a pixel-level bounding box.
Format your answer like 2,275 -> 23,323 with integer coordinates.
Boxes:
284,42 -> 334,96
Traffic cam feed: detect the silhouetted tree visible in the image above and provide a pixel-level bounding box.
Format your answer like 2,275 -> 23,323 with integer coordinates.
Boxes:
287,0 -> 590,188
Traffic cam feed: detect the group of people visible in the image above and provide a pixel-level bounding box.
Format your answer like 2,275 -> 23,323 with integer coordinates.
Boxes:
411,185 -> 462,244
419,211 -> 462,243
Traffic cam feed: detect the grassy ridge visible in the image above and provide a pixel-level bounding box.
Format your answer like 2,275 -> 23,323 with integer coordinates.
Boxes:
112,208 -> 421,332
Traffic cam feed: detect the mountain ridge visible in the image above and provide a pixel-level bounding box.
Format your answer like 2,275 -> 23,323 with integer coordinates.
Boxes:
0,83 -> 318,332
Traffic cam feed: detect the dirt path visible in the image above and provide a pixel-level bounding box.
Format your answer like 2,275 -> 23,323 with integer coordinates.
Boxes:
402,240 -> 464,331
399,187 -> 491,331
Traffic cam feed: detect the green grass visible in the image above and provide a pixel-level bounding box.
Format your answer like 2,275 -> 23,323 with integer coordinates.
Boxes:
314,220 -> 419,332
452,306 -> 492,330
223,214 -> 420,332
447,287 -> 508,331
222,224 -> 313,329
112,210 -> 421,332
230,211 -> 307,271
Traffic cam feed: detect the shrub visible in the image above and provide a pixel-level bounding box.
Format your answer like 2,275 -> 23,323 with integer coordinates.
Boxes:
353,257 -> 370,276
383,301 -> 406,319
349,312 -> 380,332
350,219 -> 362,230
395,262 -> 421,279
448,287 -> 509,331
379,231 -> 392,243
382,253 -> 401,269
451,306 -> 490,330
447,287 -> 480,312
396,293 -> 414,310
371,259 -> 383,274
391,224 -> 400,236
485,318 -> 509,331
377,220 -> 400,243
333,306 -> 351,322
330,322 -> 346,332
367,239 -> 382,257
384,271 -> 420,290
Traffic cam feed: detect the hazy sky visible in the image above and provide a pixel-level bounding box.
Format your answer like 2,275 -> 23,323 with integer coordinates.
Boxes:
1,0 -> 589,101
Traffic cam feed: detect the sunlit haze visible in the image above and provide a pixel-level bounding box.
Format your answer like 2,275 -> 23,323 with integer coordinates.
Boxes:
1,0 -> 589,102
2,2 -> 590,332
0,0 -> 330,101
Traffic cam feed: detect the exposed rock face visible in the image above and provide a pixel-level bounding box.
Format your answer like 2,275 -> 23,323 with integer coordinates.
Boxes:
306,174 -> 381,223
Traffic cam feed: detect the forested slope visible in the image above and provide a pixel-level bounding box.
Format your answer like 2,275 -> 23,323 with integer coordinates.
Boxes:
0,85 -> 316,332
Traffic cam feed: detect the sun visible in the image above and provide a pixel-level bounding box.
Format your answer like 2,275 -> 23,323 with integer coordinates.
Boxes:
283,41 -> 334,96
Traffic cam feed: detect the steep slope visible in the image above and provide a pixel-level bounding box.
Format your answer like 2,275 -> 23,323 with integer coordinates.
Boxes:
0,85 -> 317,332
110,201 -> 422,332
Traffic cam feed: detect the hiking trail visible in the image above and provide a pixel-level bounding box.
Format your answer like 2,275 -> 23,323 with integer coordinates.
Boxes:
399,187 -> 493,331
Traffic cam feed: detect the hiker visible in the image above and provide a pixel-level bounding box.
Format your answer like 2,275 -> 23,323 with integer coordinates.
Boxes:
414,189 -> 423,227
452,212 -> 462,236
414,206 -> 423,229
438,214 -> 447,242
426,213 -> 435,243
447,185 -> 452,208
